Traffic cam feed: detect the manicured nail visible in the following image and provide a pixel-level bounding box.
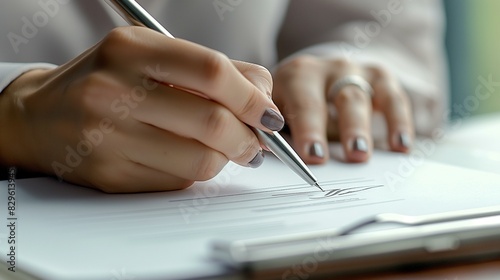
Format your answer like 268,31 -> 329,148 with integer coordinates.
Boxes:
398,132 -> 411,149
352,137 -> 368,153
261,108 -> 285,131
309,142 -> 325,159
248,150 -> 265,168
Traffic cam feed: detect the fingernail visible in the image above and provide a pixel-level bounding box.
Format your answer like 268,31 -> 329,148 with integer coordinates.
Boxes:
309,142 -> 325,159
398,132 -> 411,149
352,137 -> 368,153
261,108 -> 285,131
248,150 -> 265,168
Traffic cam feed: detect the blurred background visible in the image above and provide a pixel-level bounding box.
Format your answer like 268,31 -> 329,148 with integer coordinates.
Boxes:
445,0 -> 500,119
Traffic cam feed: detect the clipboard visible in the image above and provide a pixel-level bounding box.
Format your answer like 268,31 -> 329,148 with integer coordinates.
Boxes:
213,206 -> 500,279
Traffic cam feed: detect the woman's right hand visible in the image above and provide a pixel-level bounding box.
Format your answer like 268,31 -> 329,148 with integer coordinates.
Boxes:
0,27 -> 284,193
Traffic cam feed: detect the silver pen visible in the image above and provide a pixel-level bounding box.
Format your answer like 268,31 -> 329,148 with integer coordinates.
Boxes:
106,0 -> 323,192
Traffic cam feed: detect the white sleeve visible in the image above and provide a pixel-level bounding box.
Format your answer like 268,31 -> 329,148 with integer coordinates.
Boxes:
277,0 -> 448,136
0,63 -> 57,94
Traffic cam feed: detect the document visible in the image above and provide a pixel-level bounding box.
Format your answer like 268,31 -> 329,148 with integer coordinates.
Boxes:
1,146 -> 500,279
427,114 -> 500,174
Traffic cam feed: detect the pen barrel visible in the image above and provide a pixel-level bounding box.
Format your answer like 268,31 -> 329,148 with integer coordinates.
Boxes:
255,129 -> 318,186
106,0 -> 174,38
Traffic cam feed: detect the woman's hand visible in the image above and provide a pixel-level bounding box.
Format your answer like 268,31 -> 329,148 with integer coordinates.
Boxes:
272,55 -> 414,164
0,27 -> 284,193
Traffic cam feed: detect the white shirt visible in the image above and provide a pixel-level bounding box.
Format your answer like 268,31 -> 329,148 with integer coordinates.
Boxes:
0,0 -> 448,135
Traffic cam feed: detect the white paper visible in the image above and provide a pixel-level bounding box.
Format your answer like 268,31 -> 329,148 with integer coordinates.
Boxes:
1,146 -> 500,280
426,114 -> 500,174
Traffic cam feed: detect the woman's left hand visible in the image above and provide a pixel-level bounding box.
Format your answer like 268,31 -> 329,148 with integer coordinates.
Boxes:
272,55 -> 414,164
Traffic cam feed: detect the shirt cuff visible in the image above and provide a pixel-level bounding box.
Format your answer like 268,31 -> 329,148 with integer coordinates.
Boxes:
0,63 -> 57,94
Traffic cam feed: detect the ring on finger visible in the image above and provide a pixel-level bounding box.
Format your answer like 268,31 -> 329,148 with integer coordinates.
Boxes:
328,75 -> 374,101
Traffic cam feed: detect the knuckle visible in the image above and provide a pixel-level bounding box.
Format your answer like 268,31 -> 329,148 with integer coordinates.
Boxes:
234,137 -> 259,163
331,57 -> 352,69
104,27 -> 130,44
97,27 -> 141,64
285,55 -> 319,70
368,65 -> 391,80
192,150 -> 226,181
248,64 -> 273,95
237,88 -> 261,117
98,27 -> 130,59
252,64 -> 273,82
276,55 -> 319,79
202,51 -> 230,88
204,106 -> 233,140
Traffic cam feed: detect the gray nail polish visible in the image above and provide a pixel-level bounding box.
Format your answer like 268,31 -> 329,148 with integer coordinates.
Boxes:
352,137 -> 368,153
248,150 -> 265,168
309,142 -> 325,159
399,133 -> 411,149
261,108 -> 285,131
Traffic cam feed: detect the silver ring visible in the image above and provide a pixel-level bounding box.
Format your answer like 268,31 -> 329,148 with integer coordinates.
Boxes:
328,75 -> 373,101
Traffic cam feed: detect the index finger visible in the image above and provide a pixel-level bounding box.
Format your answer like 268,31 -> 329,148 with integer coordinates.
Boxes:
101,27 -> 284,132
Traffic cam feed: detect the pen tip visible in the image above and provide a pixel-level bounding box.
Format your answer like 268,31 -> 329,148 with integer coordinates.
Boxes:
314,183 -> 324,192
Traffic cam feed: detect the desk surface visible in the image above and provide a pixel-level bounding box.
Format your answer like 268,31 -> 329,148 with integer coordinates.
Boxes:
361,259 -> 500,279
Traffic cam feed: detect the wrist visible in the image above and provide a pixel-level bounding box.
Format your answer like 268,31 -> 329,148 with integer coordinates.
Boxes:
0,69 -> 51,170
